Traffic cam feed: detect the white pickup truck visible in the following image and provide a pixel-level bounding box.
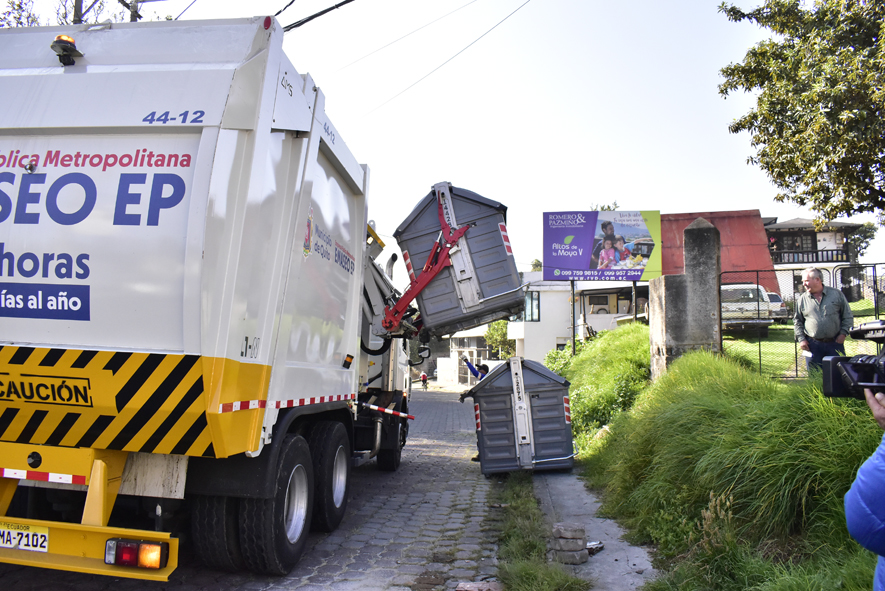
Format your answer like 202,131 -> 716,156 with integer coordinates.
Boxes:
721,283 -> 774,337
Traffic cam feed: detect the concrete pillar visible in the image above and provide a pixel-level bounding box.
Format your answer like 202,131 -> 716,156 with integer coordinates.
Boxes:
649,218 -> 721,379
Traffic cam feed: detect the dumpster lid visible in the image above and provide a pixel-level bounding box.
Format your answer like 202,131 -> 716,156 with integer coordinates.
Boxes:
464,358 -> 569,397
393,185 -> 507,240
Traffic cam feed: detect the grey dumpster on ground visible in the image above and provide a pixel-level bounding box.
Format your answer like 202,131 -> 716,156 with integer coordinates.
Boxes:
463,358 -> 574,476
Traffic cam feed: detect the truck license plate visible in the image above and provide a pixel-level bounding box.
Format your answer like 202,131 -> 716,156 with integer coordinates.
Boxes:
0,522 -> 49,552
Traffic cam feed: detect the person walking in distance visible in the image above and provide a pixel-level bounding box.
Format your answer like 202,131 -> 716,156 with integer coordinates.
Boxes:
794,267 -> 854,372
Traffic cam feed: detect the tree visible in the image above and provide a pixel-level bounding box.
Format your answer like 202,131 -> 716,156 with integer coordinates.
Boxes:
1,0 -> 40,27
719,1 -> 885,224
55,0 -> 124,25
588,201 -> 618,212
845,221 -> 878,258
530,259 -> 543,272
484,320 -> 515,360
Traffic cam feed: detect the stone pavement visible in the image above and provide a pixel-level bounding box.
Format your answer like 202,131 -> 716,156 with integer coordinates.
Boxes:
274,388 -> 499,591
0,389 -> 499,590
535,471 -> 658,590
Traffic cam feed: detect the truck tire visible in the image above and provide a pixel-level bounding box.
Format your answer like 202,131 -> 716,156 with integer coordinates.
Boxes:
239,435 -> 314,575
191,495 -> 245,572
307,421 -> 350,532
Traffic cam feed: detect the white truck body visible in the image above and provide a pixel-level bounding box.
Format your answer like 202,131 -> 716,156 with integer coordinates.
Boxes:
0,16 -> 366,458
0,16 -> 381,579
0,16 -> 519,581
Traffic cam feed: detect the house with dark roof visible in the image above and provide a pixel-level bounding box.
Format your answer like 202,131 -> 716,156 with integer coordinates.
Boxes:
762,217 -> 862,267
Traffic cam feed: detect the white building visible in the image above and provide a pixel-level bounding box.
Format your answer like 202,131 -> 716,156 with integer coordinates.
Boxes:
507,272 -> 648,364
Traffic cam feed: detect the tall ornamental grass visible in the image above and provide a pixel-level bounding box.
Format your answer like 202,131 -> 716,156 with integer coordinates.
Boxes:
552,323 -> 650,436
581,349 -> 884,590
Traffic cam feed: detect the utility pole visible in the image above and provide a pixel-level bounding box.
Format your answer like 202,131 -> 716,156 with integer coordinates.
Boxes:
73,0 -> 82,24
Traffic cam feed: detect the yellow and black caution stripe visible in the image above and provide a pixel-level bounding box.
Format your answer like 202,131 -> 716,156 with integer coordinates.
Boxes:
0,346 -> 215,458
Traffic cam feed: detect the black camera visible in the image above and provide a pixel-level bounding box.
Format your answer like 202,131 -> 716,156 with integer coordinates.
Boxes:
822,320 -> 885,399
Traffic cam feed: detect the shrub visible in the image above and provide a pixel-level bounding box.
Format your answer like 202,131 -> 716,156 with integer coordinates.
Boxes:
543,339 -> 590,376
559,323 -> 650,434
582,349 -> 883,589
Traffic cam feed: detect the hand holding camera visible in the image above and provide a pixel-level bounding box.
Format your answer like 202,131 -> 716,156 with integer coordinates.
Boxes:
864,389 -> 885,430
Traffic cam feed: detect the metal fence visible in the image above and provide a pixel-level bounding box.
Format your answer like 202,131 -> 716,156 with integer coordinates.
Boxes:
720,266 -> 883,378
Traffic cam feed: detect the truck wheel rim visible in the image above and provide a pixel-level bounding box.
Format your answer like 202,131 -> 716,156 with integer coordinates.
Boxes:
284,464 -> 309,543
332,445 -> 347,507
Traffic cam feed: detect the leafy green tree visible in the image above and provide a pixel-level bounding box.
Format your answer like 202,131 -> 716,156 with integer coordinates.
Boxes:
719,1 -> 885,223
1,0 -> 39,27
845,221 -> 878,258
530,259 -> 542,272
485,320 -> 515,360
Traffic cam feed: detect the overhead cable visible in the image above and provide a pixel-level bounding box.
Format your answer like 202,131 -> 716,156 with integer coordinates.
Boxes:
338,0 -> 480,72
283,0 -> 358,31
175,0 -> 197,19
367,0 -> 533,115
274,0 -> 297,17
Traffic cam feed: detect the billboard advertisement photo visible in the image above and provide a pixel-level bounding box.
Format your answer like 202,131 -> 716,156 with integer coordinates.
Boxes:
542,210 -> 661,282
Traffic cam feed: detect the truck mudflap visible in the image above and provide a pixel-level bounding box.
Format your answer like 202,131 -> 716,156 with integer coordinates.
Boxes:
0,517 -> 178,581
0,443 -> 178,580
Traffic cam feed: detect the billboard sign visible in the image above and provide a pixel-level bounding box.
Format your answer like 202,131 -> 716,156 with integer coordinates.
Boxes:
542,211 -> 661,281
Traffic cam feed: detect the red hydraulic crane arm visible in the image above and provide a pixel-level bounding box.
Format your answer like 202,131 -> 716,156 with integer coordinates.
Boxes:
381,195 -> 470,332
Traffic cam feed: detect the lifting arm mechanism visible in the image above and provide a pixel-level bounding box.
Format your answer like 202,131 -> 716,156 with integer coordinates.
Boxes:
380,188 -> 470,333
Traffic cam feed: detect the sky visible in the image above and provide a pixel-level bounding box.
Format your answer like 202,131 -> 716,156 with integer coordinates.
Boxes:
28,0 -> 885,279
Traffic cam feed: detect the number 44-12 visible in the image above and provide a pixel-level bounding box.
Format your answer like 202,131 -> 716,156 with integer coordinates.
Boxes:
142,110 -> 205,124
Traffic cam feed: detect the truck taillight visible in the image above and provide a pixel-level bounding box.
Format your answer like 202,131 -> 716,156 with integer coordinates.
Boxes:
105,539 -> 169,569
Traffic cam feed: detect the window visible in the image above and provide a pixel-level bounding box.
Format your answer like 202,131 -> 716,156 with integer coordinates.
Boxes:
524,292 -> 540,322
721,287 -> 765,303
586,295 -> 608,306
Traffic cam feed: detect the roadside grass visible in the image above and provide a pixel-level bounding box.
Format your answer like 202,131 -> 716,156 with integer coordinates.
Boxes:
568,330 -> 884,591
494,471 -> 589,591
556,322 -> 651,440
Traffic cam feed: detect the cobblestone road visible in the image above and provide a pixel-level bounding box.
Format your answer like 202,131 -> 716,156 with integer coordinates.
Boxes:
0,389 -> 500,590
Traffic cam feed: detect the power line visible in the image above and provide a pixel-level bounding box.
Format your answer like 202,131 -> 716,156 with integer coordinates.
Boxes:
274,0 -> 297,17
175,0 -> 197,19
282,0 -> 359,31
337,0 -> 480,72
366,0 -> 532,115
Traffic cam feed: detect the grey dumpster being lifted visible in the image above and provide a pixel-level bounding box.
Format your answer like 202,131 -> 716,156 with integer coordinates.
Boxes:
393,182 -> 524,337
462,358 -> 575,476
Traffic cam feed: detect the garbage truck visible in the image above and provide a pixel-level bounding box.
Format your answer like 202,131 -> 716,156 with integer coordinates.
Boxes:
0,16 -> 524,581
